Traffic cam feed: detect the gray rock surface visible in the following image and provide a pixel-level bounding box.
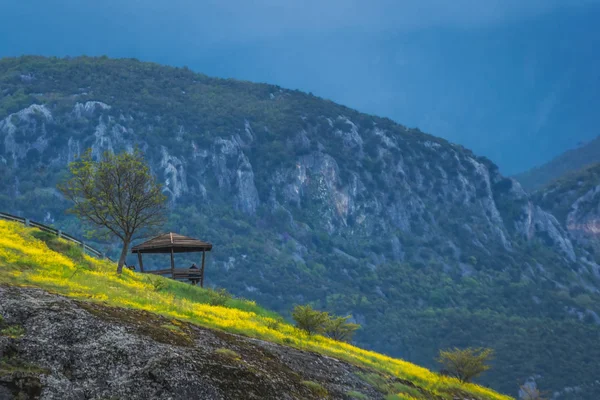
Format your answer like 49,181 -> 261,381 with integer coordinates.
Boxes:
0,286 -> 424,400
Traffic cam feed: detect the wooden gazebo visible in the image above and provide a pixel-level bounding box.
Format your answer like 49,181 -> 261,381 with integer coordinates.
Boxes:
131,232 -> 213,287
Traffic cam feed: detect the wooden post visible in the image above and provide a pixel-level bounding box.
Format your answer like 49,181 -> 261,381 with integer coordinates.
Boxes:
169,233 -> 175,279
137,252 -> 144,273
170,247 -> 175,279
200,250 -> 206,288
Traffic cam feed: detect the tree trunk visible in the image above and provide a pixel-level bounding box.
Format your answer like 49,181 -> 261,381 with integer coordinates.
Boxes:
117,239 -> 130,274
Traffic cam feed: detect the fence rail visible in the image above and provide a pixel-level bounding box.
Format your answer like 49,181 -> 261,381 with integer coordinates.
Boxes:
0,211 -> 110,261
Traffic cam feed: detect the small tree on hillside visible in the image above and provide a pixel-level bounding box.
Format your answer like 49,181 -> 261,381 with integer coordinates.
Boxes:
437,347 -> 494,383
324,315 -> 360,342
292,305 -> 329,336
58,149 -> 167,273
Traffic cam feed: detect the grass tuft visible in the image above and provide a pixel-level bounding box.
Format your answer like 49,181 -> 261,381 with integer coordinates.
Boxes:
302,380 -> 328,397
347,390 -> 368,399
214,348 -> 241,361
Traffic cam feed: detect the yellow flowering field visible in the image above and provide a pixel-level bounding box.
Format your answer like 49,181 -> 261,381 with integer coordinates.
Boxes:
0,220 -> 512,400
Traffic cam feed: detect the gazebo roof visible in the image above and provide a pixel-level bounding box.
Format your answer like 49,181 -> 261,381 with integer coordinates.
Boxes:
131,232 -> 213,254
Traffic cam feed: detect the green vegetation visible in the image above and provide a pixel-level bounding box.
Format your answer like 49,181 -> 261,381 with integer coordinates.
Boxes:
359,373 -> 422,397
0,324 -> 26,338
301,380 -> 329,397
146,275 -> 168,292
0,356 -> 49,376
292,305 -> 359,341
324,315 -> 360,342
0,221 -> 510,400
292,305 -> 330,336
437,347 -> 494,383
346,390 -> 368,399
160,323 -> 183,333
214,348 -> 242,361
208,288 -> 233,306
58,149 -> 167,273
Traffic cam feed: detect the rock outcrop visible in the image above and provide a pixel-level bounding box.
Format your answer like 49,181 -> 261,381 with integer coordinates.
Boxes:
0,286 -> 417,400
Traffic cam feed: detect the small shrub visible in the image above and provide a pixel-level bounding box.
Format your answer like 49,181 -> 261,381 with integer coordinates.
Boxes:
301,380 -> 328,397
324,315 -> 360,342
347,390 -> 368,399
146,276 -> 167,292
292,305 -> 329,335
31,230 -> 56,243
214,348 -> 241,360
264,318 -> 281,331
1,325 -> 26,338
208,288 -> 232,306
437,347 -> 494,383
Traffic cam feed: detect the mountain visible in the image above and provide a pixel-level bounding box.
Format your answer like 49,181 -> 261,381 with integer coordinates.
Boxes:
515,136 -> 600,192
534,163 -> 600,263
1,56 -> 599,398
0,220 -> 509,400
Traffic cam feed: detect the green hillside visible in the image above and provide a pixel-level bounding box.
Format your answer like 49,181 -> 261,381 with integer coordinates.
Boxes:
0,220 -> 511,400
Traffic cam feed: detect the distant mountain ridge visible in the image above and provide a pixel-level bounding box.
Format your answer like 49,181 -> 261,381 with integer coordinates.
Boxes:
1,56 -> 599,398
515,136 -> 600,192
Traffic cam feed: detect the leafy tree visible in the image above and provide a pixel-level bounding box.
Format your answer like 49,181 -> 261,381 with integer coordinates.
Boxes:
437,347 -> 494,383
324,315 -> 360,342
292,305 -> 329,336
58,149 -> 167,273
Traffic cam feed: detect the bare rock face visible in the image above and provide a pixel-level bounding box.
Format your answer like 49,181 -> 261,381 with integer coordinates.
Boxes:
534,164 -> 600,269
567,185 -> 600,249
0,286 -> 399,400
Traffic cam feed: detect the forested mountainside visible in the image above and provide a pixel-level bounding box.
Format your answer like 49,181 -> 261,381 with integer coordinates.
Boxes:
1,56 -> 599,398
535,163 -> 600,263
516,136 -> 600,192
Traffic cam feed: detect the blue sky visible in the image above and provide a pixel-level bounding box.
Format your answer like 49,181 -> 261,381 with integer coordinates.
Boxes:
1,0 -> 600,174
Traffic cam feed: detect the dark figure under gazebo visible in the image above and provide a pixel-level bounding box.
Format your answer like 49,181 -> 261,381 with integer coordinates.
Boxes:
131,232 -> 212,287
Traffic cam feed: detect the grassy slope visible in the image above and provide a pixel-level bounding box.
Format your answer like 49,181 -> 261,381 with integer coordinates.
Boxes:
0,220 -> 510,400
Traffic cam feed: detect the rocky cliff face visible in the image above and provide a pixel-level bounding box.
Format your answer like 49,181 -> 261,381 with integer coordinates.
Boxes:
1,56 -> 600,398
0,96 -> 584,274
535,163 -> 600,267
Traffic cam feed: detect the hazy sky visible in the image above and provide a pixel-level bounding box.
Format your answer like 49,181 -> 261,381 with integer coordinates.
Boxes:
2,0 -> 600,174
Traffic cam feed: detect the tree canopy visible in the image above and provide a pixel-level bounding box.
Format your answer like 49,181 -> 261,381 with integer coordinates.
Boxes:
58,149 -> 167,273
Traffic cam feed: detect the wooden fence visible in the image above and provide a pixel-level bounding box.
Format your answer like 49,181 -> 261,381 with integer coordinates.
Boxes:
0,211 -> 111,261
